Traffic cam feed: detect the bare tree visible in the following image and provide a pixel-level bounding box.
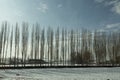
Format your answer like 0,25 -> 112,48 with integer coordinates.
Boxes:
94,31 -> 107,65
4,24 -> 10,66
0,25 -> 4,64
55,27 -> 59,65
47,27 -> 50,66
70,30 -> 75,64
40,28 -> 45,64
22,22 -> 29,67
2,22 -> 7,66
14,23 -> 20,66
30,25 -> 35,60
64,29 -> 67,65
61,29 -> 65,65
50,29 -> 53,66
9,27 -> 13,66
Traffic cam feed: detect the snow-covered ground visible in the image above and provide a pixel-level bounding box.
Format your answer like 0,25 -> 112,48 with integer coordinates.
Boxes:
0,67 -> 120,80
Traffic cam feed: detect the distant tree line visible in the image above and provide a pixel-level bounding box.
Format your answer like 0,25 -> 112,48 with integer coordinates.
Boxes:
0,22 -> 120,67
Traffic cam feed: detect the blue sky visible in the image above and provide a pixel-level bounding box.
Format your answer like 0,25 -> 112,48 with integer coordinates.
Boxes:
0,0 -> 120,30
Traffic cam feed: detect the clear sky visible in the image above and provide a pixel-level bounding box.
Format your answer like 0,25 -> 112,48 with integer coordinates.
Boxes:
0,0 -> 120,30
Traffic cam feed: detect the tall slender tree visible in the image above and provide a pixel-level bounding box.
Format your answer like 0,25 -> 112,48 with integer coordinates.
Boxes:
14,23 -> 20,66
64,29 -> 67,65
9,27 -> 13,66
47,27 -> 50,66
55,27 -> 59,65
0,25 -> 4,64
4,25 -> 10,66
50,29 -> 53,66
31,25 -> 35,60
22,22 -> 29,67
40,28 -> 45,65
61,29 -> 65,65
2,22 -> 7,66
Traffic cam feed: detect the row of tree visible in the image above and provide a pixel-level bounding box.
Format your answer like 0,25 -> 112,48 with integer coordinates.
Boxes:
0,22 -> 120,67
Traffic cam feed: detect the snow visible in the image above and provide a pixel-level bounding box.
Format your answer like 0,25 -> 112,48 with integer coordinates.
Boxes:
0,67 -> 120,80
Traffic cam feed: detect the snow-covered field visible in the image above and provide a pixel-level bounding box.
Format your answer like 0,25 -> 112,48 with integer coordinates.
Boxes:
0,67 -> 120,80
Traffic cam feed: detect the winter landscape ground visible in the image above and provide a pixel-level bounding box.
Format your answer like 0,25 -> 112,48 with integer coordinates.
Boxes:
0,67 -> 120,80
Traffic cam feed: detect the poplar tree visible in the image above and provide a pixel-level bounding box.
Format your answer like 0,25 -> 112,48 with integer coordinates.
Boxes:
2,22 -> 7,65
22,22 -> 29,67
14,23 -> 20,66
0,25 -> 4,64
40,29 -> 45,63
61,29 -> 65,65
55,27 -> 59,65
9,27 -> 13,65
50,29 -> 53,66
47,27 -> 50,65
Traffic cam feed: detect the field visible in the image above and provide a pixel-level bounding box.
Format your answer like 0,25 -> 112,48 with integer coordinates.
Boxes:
0,67 -> 120,80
